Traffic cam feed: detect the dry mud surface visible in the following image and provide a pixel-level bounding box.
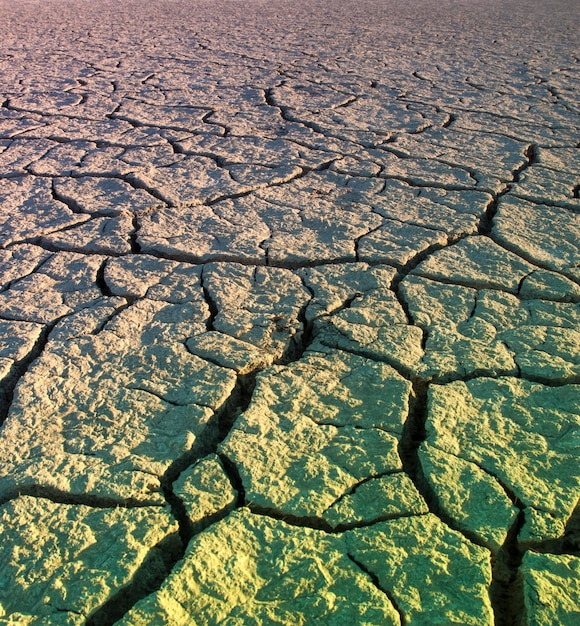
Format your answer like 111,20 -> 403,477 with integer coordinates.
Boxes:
0,0 -> 579,623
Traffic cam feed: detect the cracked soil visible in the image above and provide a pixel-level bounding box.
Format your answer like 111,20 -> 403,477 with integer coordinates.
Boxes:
0,0 -> 579,624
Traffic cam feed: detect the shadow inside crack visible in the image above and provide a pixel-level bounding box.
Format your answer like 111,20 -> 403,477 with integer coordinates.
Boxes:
85,532 -> 182,626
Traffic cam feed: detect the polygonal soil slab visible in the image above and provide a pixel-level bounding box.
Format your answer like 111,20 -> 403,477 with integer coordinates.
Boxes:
220,346 -> 412,518
400,274 -> 580,382
0,270 -> 236,503
0,177 -> 88,247
419,443 -> 519,551
424,377 -> 580,543
344,513 -> 494,624
52,176 -> 159,217
493,196 -> 580,271
0,496 -> 177,624
119,508 -> 401,626
521,552 -> 580,625
173,454 -> 237,530
0,252 -> 103,324
314,284 -> 425,376
411,236 -> 535,293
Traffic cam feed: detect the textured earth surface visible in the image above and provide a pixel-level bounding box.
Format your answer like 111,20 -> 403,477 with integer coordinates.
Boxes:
0,0 -> 579,624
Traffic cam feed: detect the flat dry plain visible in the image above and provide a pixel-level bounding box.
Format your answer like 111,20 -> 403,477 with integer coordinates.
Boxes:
0,0 -> 578,623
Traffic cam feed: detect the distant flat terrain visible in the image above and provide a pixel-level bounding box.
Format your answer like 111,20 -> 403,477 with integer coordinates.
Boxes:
0,1 -> 578,624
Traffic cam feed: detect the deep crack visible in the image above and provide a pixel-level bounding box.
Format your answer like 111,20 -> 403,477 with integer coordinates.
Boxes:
397,378 -> 429,489
0,321 -> 56,428
200,266 -> 219,332
489,511 -> 527,626
129,216 -> 141,253
96,258 -> 113,297
84,533 -> 183,626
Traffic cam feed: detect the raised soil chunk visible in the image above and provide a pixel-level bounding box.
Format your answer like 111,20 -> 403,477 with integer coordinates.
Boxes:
138,201 -> 270,264
521,552 -> 580,625
186,331 -> 274,374
0,319 -> 43,381
52,176 -> 159,216
315,285 -> 425,376
323,472 -> 428,529
300,262 -> 397,321
0,138 -> 55,177
425,377 -> 580,543
103,254 -> 192,300
175,133 -> 323,169
344,513 -> 494,624
419,443 -> 519,551
0,176 -> 88,247
0,244 -> 52,290
201,262 -> 311,358
120,509 -> 401,626
0,252 -> 102,324
0,496 -> 178,624
265,194 -> 382,265
220,347 -> 411,518
362,178 -> 489,233
518,269 -> 580,302
401,274 -> 580,382
373,149 -> 478,187
401,275 -> 516,380
357,218 -> 448,267
511,165 -> 580,209
254,170 -> 385,264
411,235 -> 536,293
130,156 -> 246,206
0,291 -> 236,504
173,454 -> 237,529
40,214 -> 133,255
387,127 -> 529,192
111,100 -> 212,134
493,196 -> 580,270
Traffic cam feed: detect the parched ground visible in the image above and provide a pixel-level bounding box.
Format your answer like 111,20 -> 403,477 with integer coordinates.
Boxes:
0,0 -> 578,623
